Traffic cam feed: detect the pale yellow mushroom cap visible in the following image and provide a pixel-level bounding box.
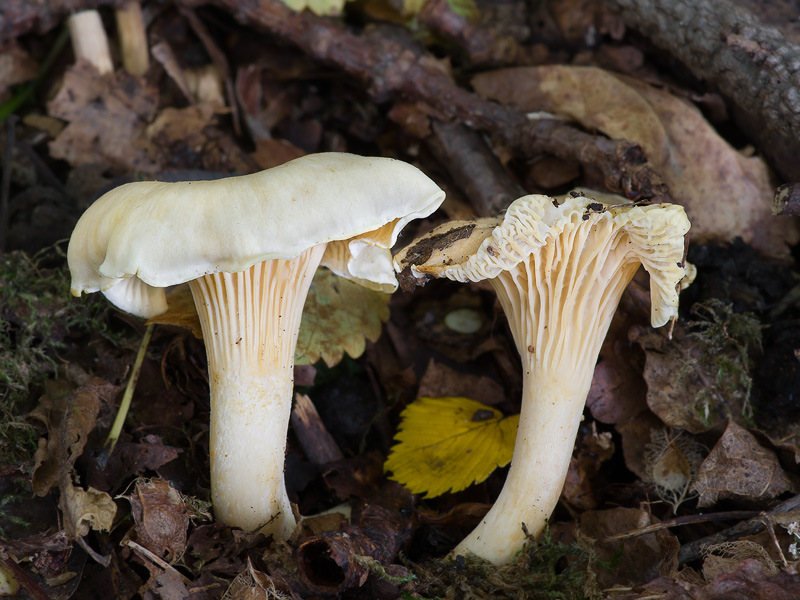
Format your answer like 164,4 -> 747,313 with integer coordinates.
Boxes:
394,193 -> 690,328
68,153 -> 445,317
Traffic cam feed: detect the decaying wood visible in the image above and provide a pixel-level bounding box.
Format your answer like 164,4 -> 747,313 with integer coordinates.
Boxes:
191,0 -> 672,203
605,0 -> 800,145
296,503 -> 412,595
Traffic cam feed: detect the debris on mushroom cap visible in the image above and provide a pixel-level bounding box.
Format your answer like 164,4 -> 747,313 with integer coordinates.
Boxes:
394,192 -> 690,328
68,153 -> 445,317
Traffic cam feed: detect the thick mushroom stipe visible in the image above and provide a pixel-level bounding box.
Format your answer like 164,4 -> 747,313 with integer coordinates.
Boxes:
189,245 -> 325,535
394,193 -> 690,564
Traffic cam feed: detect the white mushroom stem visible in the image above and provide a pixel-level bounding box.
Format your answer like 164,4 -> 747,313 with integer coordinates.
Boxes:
188,244 -> 326,537
453,215 -> 645,564
67,10 -> 114,74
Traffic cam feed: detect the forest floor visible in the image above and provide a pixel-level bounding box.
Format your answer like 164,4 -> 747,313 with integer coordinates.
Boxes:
1,0 -> 800,598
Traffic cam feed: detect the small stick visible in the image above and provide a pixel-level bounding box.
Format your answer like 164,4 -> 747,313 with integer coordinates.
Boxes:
603,510 -> 759,541
125,540 -> 192,586
677,492 -> 800,564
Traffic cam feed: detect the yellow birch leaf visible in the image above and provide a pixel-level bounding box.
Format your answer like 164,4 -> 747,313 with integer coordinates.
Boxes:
385,396 -> 519,497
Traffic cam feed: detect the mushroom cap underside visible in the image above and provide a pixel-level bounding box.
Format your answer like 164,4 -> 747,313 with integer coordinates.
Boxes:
394,192 -> 690,328
68,153 -> 446,313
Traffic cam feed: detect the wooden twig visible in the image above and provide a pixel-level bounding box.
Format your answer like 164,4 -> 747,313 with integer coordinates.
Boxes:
677,492 -> 800,564
605,0 -> 800,143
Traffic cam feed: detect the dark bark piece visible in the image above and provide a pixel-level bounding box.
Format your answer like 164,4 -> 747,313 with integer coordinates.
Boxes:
189,0 -> 671,203
427,120 -> 526,216
296,503 -> 412,595
605,0 -> 800,144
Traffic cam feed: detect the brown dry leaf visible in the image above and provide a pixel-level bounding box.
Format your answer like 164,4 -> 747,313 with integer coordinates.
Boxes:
691,420 -> 794,508
29,379 -> 120,540
88,438 -> 182,493
628,558 -> 800,600
471,65 -> 798,259
586,279 -> 651,425
144,103 -> 256,173
30,378 -> 119,496
251,138 -> 306,170
0,41 -> 38,97
580,507 -> 679,589
702,540 -> 778,582
617,409 -> 665,481
47,61 -> 158,173
417,358 -> 505,407
225,559 -> 288,600
562,425 -> 615,510
61,481 -> 117,539
146,285 -> 201,338
630,324 -> 747,434
123,479 -> 191,564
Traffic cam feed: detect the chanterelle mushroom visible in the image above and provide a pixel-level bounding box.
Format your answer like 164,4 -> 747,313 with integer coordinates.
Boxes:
68,153 -> 445,538
394,192 -> 690,564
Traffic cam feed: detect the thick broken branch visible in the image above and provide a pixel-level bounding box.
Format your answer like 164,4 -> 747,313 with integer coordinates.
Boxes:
605,0 -> 800,143
192,0 -> 671,202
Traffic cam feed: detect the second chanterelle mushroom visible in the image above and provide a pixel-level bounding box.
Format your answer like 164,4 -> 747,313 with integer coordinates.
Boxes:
394,191 -> 690,565
68,153 -> 445,539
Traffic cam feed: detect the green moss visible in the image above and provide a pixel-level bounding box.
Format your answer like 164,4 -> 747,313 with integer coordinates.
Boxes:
686,299 -> 762,423
403,527 -> 602,600
0,246 -> 115,465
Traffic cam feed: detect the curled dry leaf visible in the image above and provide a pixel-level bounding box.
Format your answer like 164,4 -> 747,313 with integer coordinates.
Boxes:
29,379 -> 120,540
30,378 -> 119,496
61,482 -> 117,539
385,396 -> 518,497
122,479 -> 191,564
471,65 -> 798,259
690,420 -> 794,508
